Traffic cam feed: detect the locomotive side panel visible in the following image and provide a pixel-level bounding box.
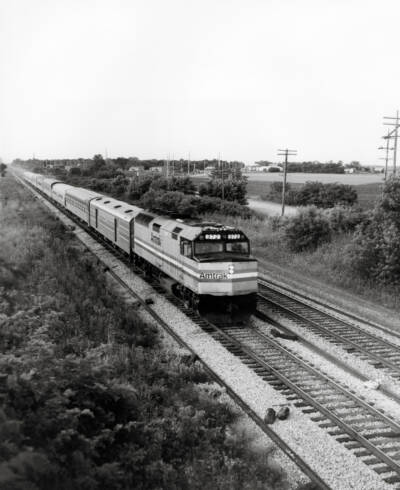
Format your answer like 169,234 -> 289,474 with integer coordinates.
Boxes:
133,216 -> 201,294
90,203 -> 132,254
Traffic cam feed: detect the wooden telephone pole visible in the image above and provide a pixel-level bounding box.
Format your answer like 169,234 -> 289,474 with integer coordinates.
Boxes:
383,111 -> 400,176
278,148 -> 297,216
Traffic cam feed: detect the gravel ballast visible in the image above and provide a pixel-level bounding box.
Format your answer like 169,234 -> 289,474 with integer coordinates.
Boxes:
25,184 -> 395,490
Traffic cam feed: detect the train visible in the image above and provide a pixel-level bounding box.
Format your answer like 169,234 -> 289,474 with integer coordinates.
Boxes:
22,171 -> 258,320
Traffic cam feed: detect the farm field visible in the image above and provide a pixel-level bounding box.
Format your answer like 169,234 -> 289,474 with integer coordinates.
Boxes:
242,172 -> 385,185
192,173 -> 385,209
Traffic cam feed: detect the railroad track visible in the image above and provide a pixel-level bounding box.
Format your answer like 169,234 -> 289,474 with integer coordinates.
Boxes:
258,279 -> 400,380
204,322 -> 400,487
15,173 -> 330,490
18,173 -> 400,487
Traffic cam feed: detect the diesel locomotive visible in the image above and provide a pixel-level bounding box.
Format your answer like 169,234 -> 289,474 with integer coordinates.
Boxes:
23,171 -> 258,319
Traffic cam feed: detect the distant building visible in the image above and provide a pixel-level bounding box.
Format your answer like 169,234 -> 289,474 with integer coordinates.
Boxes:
244,163 -> 282,172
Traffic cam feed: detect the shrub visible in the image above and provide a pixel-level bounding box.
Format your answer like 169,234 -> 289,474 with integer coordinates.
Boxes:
140,189 -> 198,217
284,206 -> 332,252
139,190 -> 253,218
295,181 -> 357,208
198,179 -> 248,205
265,181 -> 298,205
323,206 -> 367,234
346,177 -> 400,284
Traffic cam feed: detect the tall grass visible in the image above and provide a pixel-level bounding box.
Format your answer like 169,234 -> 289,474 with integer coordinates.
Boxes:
0,175 -> 290,490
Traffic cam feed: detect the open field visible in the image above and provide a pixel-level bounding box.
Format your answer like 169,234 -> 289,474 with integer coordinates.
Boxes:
243,172 -> 385,185
192,173 -> 384,209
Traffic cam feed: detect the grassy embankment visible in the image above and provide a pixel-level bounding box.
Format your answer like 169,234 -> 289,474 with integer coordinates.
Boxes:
203,210 -> 400,314
0,175 -> 292,490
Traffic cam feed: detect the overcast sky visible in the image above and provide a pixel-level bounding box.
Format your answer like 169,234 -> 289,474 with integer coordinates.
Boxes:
1,0 -> 400,165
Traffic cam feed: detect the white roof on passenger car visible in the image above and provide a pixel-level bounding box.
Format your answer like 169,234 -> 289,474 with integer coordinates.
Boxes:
91,195 -> 142,222
23,171 -> 37,181
42,177 -> 61,187
52,183 -> 75,196
65,187 -> 102,203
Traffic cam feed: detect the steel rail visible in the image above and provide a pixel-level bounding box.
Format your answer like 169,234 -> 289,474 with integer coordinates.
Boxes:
257,282 -> 400,377
259,274 -> 400,341
213,325 -> 400,484
254,308 -> 400,405
14,172 -> 331,490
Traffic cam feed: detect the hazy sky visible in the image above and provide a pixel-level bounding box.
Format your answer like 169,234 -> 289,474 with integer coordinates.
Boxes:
2,0 -> 400,164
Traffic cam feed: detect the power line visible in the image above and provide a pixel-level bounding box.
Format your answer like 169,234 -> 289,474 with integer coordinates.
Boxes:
383,111 -> 400,176
277,148 -> 297,216
378,130 -> 394,181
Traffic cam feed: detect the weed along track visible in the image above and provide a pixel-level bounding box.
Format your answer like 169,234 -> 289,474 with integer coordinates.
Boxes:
15,171 -> 400,489
258,279 -> 400,379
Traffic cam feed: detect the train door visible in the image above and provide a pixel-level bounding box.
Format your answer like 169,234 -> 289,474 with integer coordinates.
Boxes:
114,218 -> 118,243
129,219 -> 134,259
95,208 -> 98,228
179,239 -> 192,283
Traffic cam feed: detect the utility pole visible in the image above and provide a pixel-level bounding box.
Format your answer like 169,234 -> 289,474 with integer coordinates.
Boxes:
278,148 -> 297,216
378,130 -> 394,181
218,153 -> 225,200
383,111 -> 400,176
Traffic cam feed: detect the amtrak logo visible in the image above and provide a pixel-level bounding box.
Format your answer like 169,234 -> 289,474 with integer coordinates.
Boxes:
199,265 -> 235,281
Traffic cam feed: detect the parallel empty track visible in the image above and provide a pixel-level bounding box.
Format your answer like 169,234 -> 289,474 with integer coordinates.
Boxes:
258,279 -> 400,379
202,322 -> 400,487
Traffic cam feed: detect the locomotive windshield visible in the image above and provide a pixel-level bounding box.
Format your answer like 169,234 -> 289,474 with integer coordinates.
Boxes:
193,230 -> 250,259
195,242 -> 224,255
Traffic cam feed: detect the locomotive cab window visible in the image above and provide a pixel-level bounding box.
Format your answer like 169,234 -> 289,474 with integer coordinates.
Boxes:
226,241 -> 249,254
180,239 -> 193,258
194,241 -> 223,255
194,231 -> 250,258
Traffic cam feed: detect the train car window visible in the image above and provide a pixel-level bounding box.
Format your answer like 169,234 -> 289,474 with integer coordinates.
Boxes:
104,200 -> 110,204
152,223 -> 161,233
114,205 -> 122,208
136,213 -> 154,227
180,239 -> 193,258
124,209 -> 133,213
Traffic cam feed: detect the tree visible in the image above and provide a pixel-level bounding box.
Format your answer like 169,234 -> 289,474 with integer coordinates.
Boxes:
90,154 -> 106,174
284,206 -> 332,251
295,181 -> 357,208
198,179 -> 248,204
140,190 -> 197,217
0,162 -> 6,177
69,167 -> 81,176
348,177 -> 400,284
